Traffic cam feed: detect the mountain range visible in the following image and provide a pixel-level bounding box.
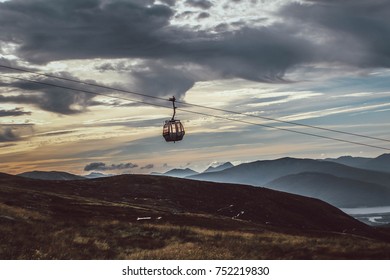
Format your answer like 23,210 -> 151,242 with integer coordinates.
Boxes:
13,154 -> 390,209
152,162 -> 234,178
267,172 -> 390,208
324,153 -> 390,173
188,155 -> 390,208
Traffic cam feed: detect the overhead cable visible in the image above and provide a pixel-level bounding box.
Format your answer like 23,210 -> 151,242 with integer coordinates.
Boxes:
1,64 -> 389,144
1,72 -> 389,151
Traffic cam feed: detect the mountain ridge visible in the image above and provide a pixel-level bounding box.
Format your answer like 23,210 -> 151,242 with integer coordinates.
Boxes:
203,162 -> 234,173
17,171 -> 85,181
324,153 -> 390,173
84,172 -> 113,179
266,172 -> 390,208
162,168 -> 199,178
189,157 -> 390,188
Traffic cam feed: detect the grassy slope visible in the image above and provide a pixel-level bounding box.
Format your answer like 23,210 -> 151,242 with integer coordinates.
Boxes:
1,174 -> 390,259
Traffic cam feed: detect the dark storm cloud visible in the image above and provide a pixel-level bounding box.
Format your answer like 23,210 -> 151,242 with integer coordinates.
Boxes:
185,0 -> 213,9
130,61 -> 197,98
0,73 -> 106,114
95,59 -> 200,100
0,58 -> 21,73
1,0 -> 389,71
1,0 -> 390,105
187,27 -> 315,82
84,162 -> 139,171
0,107 -> 31,117
0,0 -> 174,64
95,25 -> 314,96
0,0 -> 316,91
279,0 -> 390,68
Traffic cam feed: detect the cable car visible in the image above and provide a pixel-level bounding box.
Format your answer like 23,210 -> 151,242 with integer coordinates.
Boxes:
163,96 -> 185,142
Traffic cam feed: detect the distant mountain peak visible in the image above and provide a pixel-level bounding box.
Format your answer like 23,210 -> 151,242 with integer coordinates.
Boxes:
163,168 -> 198,178
360,153 -> 390,173
84,172 -> 113,179
204,162 -> 233,173
376,153 -> 390,159
325,153 -> 390,173
323,155 -> 372,169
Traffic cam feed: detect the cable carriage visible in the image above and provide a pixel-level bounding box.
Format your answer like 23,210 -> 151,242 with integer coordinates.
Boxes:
163,96 -> 185,142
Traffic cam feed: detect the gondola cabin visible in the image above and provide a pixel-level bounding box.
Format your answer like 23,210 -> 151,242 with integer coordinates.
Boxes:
162,96 -> 185,142
163,119 -> 185,142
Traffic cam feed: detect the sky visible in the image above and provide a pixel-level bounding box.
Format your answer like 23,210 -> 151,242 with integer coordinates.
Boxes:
0,0 -> 389,175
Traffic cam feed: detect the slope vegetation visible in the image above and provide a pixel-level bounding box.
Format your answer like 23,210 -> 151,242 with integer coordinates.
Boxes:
1,173 -> 390,259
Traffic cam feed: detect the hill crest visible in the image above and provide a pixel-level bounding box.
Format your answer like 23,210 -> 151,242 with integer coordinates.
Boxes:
17,171 -> 85,181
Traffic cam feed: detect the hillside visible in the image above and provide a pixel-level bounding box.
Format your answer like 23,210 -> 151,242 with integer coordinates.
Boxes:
2,173 -> 390,259
266,172 -> 390,208
18,171 -> 85,181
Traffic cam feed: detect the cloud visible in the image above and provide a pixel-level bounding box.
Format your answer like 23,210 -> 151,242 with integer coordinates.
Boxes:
197,12 -> 210,19
84,162 -> 139,171
0,0 -> 174,64
159,0 -> 176,6
0,126 -> 19,142
36,130 -> 76,137
0,143 -> 16,148
0,107 -> 31,117
0,57 -> 26,73
0,124 -> 33,142
185,0 -> 213,9
0,73 -> 106,114
279,0 -> 390,68
129,61 -> 197,98
95,25 -> 314,98
0,0 -> 310,82
141,164 -> 154,169
96,59 -> 200,99
1,0 -> 390,105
